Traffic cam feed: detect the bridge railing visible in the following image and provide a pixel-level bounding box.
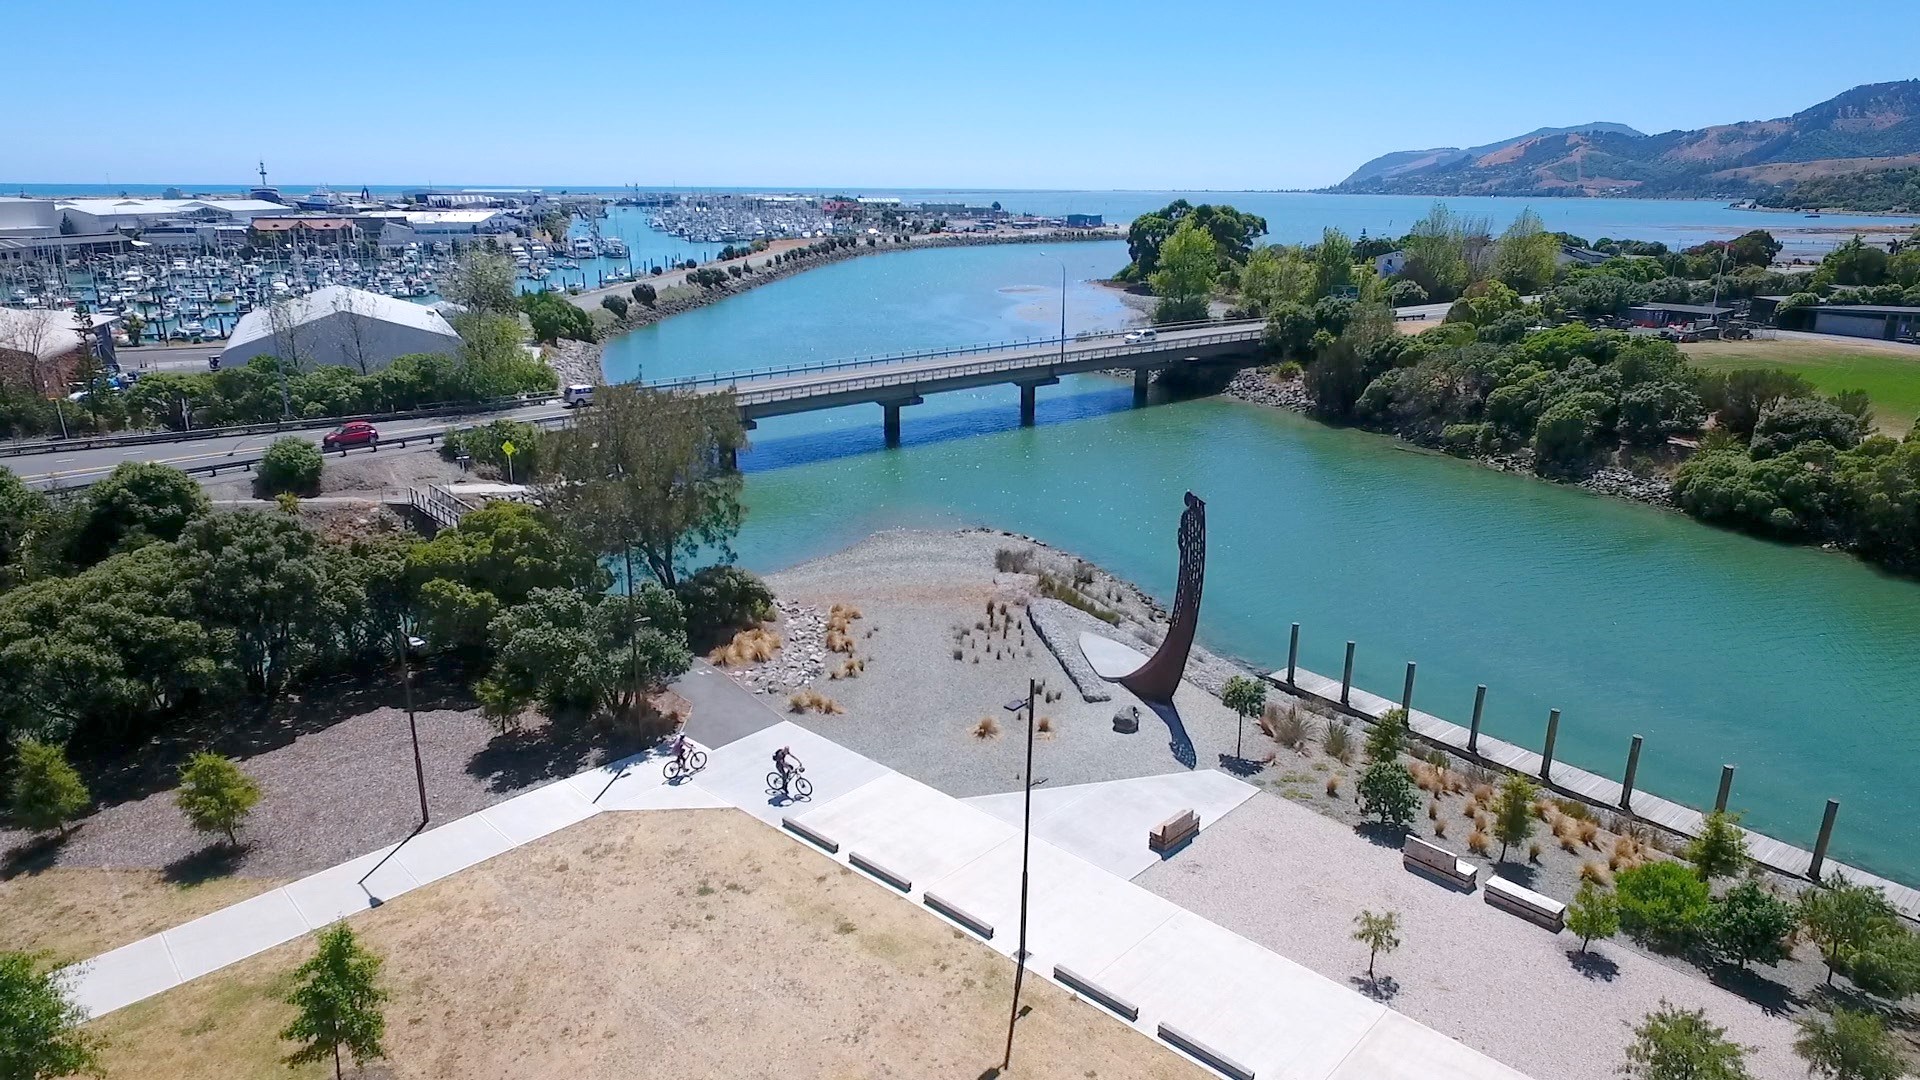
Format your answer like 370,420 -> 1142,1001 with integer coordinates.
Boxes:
722,327 -> 1268,406
659,318 -> 1265,391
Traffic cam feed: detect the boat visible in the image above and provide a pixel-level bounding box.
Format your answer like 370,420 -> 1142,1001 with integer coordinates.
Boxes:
601,236 -> 629,258
568,237 -> 597,259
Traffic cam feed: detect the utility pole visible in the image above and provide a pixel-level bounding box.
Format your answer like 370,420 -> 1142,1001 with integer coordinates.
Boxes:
356,619 -> 430,892
1001,677 -> 1039,1071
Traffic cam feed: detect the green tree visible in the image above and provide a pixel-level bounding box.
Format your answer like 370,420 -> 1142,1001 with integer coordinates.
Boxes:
1351,909 -> 1400,977
1724,230 -> 1782,269
1314,227 -> 1354,298
478,586 -> 692,726
174,510 -> 332,695
0,466 -> 46,591
409,501 -> 603,652
281,923 -> 388,1080
1531,390 -> 1612,472
442,250 -> 519,314
175,751 -> 261,846
1794,1008 -> 1908,1080
1750,398 -> 1867,458
630,283 -> 657,306
538,385 -> 747,591
1220,675 -> 1266,759
1615,861 -> 1713,951
1707,880 -> 1796,970
1800,877 -> 1900,986
600,294 -> 629,319
1148,220 -> 1218,324
1621,1001 -> 1753,1080
259,437 -> 324,496
65,461 -> 209,568
1490,774 -> 1538,863
1493,209 -> 1561,293
1848,926 -> 1920,1002
0,950 -> 101,1080
6,738 -> 88,836
1356,759 -> 1419,829
1686,810 -> 1750,880
1567,881 -> 1621,954
1365,706 -> 1409,762
673,565 -> 774,648
519,290 -> 595,343
1822,235 -> 1890,286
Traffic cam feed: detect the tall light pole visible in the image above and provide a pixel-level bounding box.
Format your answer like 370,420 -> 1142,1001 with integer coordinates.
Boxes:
1002,677 -> 1038,1071
357,619 -> 430,893
1037,250 -> 1068,364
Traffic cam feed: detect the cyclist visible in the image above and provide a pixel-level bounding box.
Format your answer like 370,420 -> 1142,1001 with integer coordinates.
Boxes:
772,745 -> 803,792
670,731 -> 692,772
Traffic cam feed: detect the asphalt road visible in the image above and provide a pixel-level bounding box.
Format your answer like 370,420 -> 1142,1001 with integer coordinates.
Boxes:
117,344 -> 225,373
10,400 -> 572,487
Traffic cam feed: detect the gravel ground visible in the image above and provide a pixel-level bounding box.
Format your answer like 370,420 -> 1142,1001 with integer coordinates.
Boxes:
0,668 -> 652,882
1137,795 -> 1805,1080
198,443 -> 470,502
762,530 -> 1267,797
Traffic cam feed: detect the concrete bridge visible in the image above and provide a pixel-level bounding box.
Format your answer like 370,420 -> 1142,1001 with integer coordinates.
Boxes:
661,319 -> 1268,445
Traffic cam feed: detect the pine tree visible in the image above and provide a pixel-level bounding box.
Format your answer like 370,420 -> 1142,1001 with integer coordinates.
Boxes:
1687,810 -> 1750,880
281,924 -> 387,1080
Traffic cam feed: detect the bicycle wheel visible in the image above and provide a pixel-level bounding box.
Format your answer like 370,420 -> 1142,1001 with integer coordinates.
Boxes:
689,750 -> 708,771
664,760 -> 684,781
767,771 -> 785,793
791,775 -> 813,799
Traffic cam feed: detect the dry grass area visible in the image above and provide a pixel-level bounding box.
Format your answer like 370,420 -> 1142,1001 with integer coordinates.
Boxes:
90,809 -> 1200,1080
0,867 -> 285,964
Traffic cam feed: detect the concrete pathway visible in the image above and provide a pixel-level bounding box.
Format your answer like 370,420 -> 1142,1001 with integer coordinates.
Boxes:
674,660 -> 788,748
66,719 -> 1532,1080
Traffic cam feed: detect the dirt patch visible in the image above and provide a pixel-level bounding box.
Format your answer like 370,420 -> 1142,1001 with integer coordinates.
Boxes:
89,809 -> 1201,1080
0,867 -> 288,965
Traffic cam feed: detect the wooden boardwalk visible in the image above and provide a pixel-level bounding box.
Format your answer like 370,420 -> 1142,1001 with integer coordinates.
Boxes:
1274,667 -> 1920,921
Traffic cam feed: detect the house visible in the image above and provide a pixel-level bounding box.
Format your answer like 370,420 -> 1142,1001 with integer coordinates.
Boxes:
1808,305 -> 1920,342
220,286 -> 461,374
0,308 -> 115,395
249,216 -> 357,243
1374,250 -> 1407,277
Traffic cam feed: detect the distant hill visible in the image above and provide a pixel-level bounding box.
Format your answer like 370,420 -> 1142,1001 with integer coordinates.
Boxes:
1329,81 -> 1920,205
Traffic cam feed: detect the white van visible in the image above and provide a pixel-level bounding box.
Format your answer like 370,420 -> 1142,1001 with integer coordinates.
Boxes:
563,384 -> 595,408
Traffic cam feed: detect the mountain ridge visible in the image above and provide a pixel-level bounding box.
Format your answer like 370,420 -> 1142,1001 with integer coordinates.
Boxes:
1330,81 -> 1920,202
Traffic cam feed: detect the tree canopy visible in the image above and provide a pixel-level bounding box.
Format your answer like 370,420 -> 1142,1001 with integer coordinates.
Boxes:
1123,200 -> 1266,279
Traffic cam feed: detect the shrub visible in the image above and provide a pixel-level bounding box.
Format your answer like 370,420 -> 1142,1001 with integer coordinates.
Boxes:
259,436 -> 323,496
1708,880 -> 1796,970
1793,1008 -> 1906,1080
1686,810 -> 1750,880
972,716 -> 1000,739
1271,704 -> 1309,749
630,283 -> 657,306
6,738 -> 89,835
1357,760 -> 1419,828
1847,925 -> 1920,1002
1365,707 -> 1409,761
440,419 -> 543,479
674,565 -> 775,647
175,752 -> 261,846
1615,861 -> 1713,951
1801,877 -> 1900,986
993,546 -> 1036,574
1621,1001 -> 1754,1080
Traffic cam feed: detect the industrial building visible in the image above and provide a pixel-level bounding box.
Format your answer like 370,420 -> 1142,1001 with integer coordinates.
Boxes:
221,286 -> 461,374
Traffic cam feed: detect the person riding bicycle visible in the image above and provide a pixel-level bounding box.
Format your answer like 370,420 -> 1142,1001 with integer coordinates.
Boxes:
670,731 -> 692,771
772,746 -> 803,791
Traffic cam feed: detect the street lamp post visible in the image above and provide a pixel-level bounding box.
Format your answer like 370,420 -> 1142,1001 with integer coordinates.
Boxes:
1037,251 -> 1068,363
357,620 -> 431,893
1001,677 -> 1039,1070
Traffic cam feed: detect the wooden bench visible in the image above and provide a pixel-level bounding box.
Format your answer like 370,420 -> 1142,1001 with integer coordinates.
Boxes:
1401,836 -> 1477,891
1484,875 -> 1566,932
1149,808 -> 1200,853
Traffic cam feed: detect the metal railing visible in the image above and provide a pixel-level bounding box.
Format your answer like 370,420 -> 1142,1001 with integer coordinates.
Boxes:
410,484 -> 479,530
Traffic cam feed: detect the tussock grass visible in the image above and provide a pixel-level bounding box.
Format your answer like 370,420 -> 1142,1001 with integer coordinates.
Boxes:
711,627 -> 783,666
972,716 -> 1001,740
1432,818 -> 1448,838
1324,774 -> 1341,798
1581,861 -> 1613,886
1323,721 -> 1354,764
1467,829 -> 1492,856
787,690 -> 844,715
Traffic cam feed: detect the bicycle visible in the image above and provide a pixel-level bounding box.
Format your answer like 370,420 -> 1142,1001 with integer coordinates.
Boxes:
766,767 -> 812,800
663,748 -> 708,781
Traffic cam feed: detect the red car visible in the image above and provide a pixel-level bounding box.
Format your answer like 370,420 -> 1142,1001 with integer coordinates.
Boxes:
321,421 -> 379,451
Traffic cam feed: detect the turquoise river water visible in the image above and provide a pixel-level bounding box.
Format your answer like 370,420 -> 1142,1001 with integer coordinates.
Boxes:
600,197 -> 1920,885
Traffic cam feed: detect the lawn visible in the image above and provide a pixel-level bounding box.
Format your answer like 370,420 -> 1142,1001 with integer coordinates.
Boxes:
88,809 -> 1201,1080
0,866 -> 282,965
1683,338 -> 1920,433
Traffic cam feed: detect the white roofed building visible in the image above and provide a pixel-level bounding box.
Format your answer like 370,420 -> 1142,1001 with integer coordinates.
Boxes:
221,286 -> 461,374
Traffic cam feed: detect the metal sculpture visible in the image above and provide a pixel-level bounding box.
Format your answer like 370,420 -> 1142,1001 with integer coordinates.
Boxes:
1117,491 -> 1206,703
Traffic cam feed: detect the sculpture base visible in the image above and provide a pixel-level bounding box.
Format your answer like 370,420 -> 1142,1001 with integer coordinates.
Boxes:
1079,632 -> 1150,682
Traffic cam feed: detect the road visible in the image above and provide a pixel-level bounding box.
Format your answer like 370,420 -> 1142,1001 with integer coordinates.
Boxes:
117,344 -> 224,373
11,399 -> 573,488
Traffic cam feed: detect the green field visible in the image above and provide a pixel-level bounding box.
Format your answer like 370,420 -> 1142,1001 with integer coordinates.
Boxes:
1684,339 -> 1920,434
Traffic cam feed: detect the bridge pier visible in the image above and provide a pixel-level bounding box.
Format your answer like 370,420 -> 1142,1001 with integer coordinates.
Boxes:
1016,377 -> 1059,427
879,396 -> 922,447
1133,368 -> 1150,406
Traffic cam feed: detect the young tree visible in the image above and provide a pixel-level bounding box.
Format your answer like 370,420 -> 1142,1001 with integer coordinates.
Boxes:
1351,909 -> 1400,977
1686,810 -> 1750,880
0,950 -> 100,1080
1708,880 -> 1796,971
1800,877 -> 1899,986
1365,706 -> 1409,762
1148,219 -> 1217,324
175,752 -> 261,846
1793,1008 -> 1906,1080
442,250 -> 518,314
6,738 -> 89,836
1621,1002 -> 1753,1080
281,924 -> 387,1080
1567,881 -> 1621,954
1220,675 -> 1266,759
1490,774 -> 1539,863
1493,208 -> 1561,293
538,385 -> 746,590
1356,759 -> 1420,829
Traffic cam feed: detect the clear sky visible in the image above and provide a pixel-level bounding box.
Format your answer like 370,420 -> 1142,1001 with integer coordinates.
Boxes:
10,0 -> 1917,190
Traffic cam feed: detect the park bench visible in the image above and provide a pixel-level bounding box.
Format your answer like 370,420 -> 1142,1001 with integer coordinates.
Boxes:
1484,875 -> 1566,932
1402,836 -> 1478,891
1149,808 -> 1200,853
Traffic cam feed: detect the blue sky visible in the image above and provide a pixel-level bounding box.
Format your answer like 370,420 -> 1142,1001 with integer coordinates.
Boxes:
9,0 -> 1917,189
